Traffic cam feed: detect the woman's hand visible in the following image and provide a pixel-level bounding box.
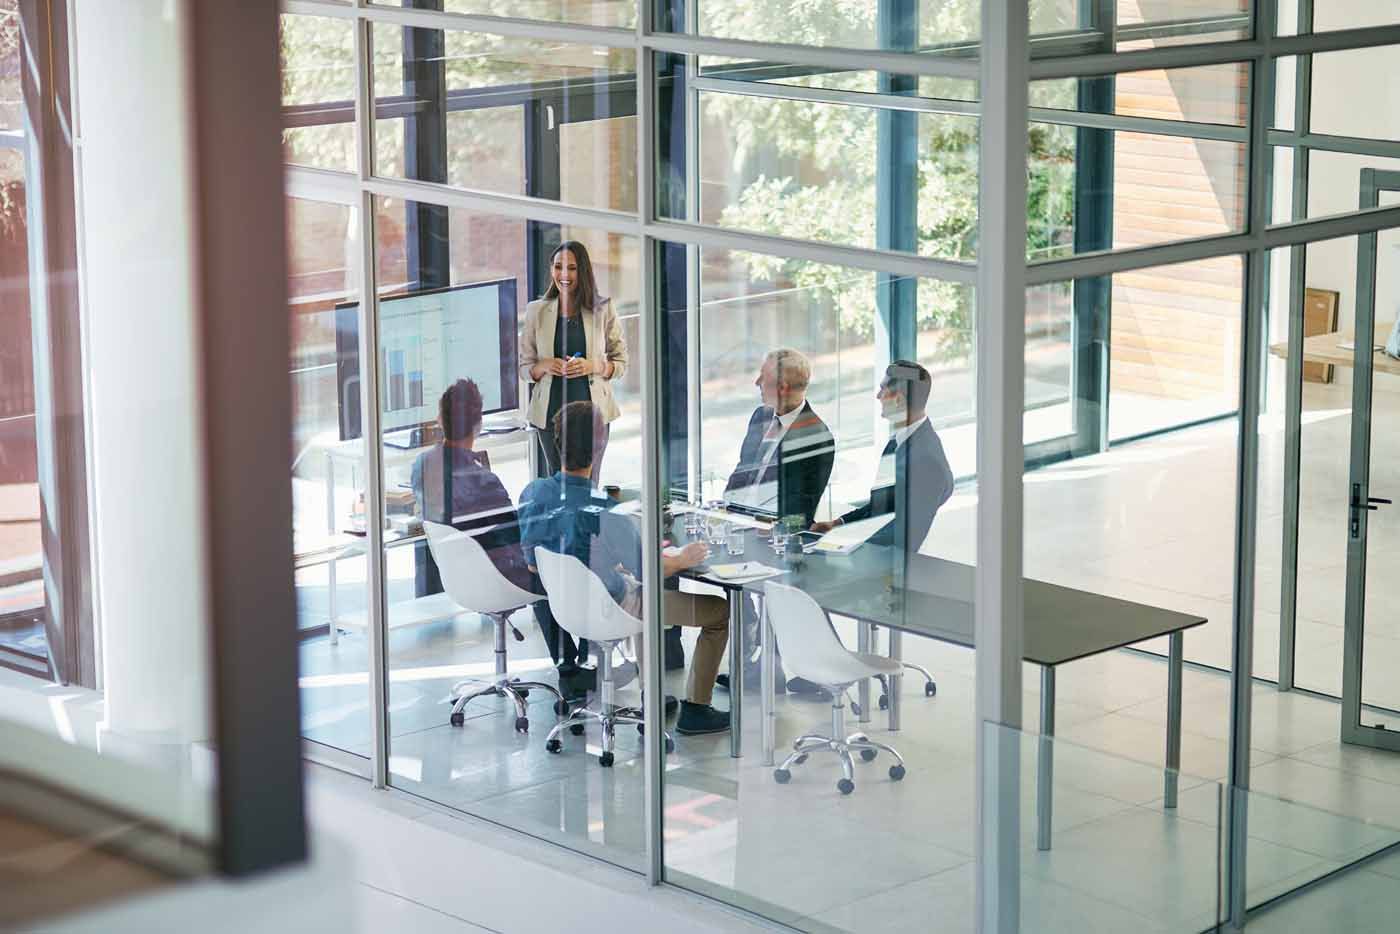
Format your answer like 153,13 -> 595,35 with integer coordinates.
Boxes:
531,358 -> 567,380
677,541 -> 709,569
563,356 -> 593,378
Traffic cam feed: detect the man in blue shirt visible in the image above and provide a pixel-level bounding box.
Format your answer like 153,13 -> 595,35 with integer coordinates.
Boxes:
520,401 -> 732,735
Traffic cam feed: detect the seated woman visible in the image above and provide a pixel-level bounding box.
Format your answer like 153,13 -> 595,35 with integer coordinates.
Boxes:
412,378 -> 531,593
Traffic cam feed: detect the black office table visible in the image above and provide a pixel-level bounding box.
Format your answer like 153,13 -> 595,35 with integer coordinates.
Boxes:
677,519 -> 1206,851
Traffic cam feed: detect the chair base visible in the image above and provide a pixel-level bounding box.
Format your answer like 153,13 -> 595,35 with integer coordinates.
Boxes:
543,703 -> 674,766
875,664 -> 938,710
449,676 -> 567,733
772,686 -> 907,794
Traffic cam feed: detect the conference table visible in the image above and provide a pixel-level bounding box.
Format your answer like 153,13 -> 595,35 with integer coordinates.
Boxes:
673,509 -> 1207,851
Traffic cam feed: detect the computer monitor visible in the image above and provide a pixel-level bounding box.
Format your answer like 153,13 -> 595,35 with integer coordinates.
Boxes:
335,278 -> 519,442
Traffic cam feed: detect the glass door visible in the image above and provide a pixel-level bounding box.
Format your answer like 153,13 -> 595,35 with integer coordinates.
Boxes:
1341,171 -> 1400,751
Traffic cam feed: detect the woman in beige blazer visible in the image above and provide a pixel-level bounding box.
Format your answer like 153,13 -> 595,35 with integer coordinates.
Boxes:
518,240 -> 628,483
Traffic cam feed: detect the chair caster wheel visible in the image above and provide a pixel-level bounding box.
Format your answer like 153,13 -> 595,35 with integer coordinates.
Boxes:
450,711 -> 464,727
794,754 -> 808,765
665,737 -> 675,754
517,688 -> 529,698
545,739 -> 562,754
636,723 -> 644,735
773,769 -> 791,784
515,716 -> 530,734
851,701 -> 862,716
553,699 -> 571,716
570,723 -> 585,736
837,778 -> 855,795
925,681 -> 937,697
878,695 -> 889,710
599,752 -> 614,768
889,764 -> 906,781
860,748 -> 877,762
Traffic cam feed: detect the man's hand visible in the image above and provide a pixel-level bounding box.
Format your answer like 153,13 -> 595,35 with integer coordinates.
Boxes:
810,519 -> 839,534
677,541 -> 709,569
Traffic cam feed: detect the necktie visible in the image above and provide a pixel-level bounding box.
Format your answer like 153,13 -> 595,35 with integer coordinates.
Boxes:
755,416 -> 783,479
881,436 -> 897,457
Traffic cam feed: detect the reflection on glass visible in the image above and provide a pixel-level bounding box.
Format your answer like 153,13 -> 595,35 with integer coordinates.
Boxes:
280,14 -> 357,172
367,195 -> 651,868
372,25 -> 636,212
287,197 -> 375,756
372,0 -> 635,30
1,0 -> 19,130
1116,1 -> 1250,51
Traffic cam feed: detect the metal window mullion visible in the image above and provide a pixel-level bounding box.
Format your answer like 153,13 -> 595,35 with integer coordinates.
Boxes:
1267,129 -> 1400,163
642,31 -> 980,81
684,3 -> 702,502
974,0 -> 1028,930
642,218 -> 977,284
636,0 -> 666,882
364,175 -> 642,236
1279,0 -> 1315,694
338,1 -> 639,49
1227,0 -> 1278,923
352,12 -> 390,790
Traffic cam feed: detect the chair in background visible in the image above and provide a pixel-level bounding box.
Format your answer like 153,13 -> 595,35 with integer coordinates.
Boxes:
534,546 -> 674,767
424,521 -> 567,733
763,580 -> 907,794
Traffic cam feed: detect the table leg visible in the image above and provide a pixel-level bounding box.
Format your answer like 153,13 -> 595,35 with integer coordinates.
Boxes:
325,448 -> 339,647
761,595 -> 776,767
729,593 -> 743,758
888,628 -> 903,732
1037,664 -> 1056,852
1166,630 -> 1183,809
857,623 -> 873,725
327,554 -> 339,646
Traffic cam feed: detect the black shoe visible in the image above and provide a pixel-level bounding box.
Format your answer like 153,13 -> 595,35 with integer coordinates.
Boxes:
676,702 -> 731,735
716,663 -> 786,694
560,666 -> 597,701
786,676 -> 831,699
665,694 -> 679,717
664,626 -> 687,671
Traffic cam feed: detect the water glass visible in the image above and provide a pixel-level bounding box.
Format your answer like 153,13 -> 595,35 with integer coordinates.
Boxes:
707,513 -> 728,546
770,522 -> 789,554
725,523 -> 746,556
684,501 -> 705,536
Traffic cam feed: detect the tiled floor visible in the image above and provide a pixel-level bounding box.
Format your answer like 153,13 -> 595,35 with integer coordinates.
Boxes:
296,382 -> 1400,932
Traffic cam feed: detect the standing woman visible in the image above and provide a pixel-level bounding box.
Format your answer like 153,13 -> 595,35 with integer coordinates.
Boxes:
519,240 -> 628,484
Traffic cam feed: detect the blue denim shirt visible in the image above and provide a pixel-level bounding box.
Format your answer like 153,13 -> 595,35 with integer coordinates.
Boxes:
519,473 -> 638,602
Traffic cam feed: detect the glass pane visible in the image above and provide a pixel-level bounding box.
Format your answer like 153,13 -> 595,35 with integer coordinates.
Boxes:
1309,45 -> 1400,143
372,25 -> 636,212
371,194 -> 651,870
1116,2 -> 1251,51
0,145 -> 45,671
661,239 -> 979,925
1109,255 -> 1242,441
1307,2 -> 1400,33
1032,62 -> 1249,126
287,196 -> 375,758
280,14 -> 358,173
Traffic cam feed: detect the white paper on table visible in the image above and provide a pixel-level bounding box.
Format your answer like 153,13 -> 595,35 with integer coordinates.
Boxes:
809,513 -> 896,555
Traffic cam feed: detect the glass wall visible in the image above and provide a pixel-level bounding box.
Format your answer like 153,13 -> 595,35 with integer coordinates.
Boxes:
278,0 -> 1400,929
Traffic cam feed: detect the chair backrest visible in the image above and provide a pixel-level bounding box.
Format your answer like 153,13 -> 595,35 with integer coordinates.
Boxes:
534,546 -> 642,644
423,520 -> 537,614
762,581 -> 862,680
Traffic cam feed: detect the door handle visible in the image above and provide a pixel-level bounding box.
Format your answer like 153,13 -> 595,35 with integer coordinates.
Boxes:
1369,496 -> 1392,506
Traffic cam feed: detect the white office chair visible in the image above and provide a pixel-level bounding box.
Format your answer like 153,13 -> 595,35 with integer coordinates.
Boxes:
764,580 -> 907,794
423,521 -> 567,733
534,546 -> 674,767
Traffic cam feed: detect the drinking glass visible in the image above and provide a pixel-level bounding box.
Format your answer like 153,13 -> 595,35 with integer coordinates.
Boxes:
725,523 -> 746,556
770,521 -> 789,555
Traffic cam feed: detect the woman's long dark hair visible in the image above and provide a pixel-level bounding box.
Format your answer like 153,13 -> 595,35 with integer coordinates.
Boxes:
542,240 -> 601,312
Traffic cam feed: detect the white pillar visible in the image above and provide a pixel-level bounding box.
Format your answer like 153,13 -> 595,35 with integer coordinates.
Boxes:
73,0 -> 211,751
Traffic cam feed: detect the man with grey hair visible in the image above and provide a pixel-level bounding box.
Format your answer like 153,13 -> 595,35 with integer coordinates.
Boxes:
722,347 -> 835,525
717,347 -> 835,696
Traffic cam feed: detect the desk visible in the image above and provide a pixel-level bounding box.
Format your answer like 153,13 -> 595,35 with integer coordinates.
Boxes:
679,519 -> 1206,850
1268,325 -> 1400,377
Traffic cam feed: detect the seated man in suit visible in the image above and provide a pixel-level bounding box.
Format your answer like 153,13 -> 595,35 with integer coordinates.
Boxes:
719,347 -> 836,695
723,347 -> 835,526
520,401 -> 732,735
812,360 -> 954,557
412,378 -> 532,594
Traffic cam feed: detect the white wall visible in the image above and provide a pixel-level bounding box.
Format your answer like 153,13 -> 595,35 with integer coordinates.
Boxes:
73,0 -> 213,765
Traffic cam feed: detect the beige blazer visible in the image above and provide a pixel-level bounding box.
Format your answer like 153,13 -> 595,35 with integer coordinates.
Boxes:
518,296 -> 628,428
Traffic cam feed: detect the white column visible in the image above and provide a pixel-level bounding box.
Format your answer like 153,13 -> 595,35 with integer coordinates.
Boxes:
73,0 -> 211,752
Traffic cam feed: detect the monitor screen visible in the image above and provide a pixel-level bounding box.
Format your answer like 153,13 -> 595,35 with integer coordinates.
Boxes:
335,278 -> 519,442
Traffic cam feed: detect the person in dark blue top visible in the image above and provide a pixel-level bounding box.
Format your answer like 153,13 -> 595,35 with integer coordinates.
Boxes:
412,379 -> 531,594
520,401 -> 732,734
